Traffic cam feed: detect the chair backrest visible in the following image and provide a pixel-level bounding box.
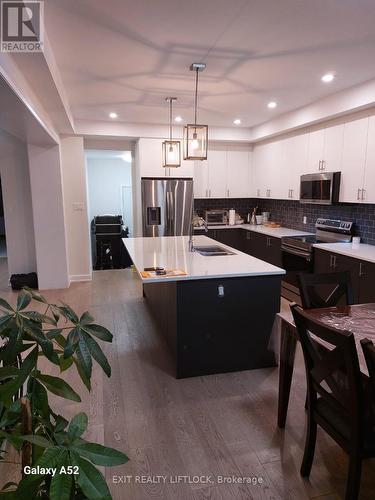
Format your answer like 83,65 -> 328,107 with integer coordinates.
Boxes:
297,271 -> 354,309
361,338 -> 375,397
290,303 -> 364,439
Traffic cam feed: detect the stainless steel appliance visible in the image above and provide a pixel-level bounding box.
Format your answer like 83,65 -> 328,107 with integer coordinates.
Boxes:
281,218 -> 353,302
142,177 -> 194,237
300,172 -> 341,205
204,209 -> 228,225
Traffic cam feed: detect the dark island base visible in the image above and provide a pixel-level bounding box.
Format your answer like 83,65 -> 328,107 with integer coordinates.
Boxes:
143,275 -> 281,378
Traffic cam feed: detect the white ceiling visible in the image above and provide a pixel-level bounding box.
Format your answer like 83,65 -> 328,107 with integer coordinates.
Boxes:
45,0 -> 375,128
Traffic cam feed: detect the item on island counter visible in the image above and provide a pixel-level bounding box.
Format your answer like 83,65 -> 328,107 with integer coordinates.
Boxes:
264,222 -> 281,228
262,212 -> 270,223
256,215 -> 263,225
140,268 -> 187,279
352,236 -> 361,246
228,209 -> 236,226
250,207 -> 258,225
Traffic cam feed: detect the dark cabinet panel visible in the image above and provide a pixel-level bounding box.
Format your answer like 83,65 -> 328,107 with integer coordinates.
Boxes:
314,249 -> 375,304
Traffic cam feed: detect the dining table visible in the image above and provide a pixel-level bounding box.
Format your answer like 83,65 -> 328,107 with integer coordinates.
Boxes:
276,303 -> 375,428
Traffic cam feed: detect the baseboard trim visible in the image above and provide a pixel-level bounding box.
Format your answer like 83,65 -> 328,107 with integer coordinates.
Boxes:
69,273 -> 92,283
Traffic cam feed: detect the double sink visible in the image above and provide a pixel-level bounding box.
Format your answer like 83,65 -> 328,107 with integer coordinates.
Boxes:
194,245 -> 235,256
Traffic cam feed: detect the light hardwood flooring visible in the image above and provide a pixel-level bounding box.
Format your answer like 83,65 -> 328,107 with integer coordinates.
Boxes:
1,268 -> 375,499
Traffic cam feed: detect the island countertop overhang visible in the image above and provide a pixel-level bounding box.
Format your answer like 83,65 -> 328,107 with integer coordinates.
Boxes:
123,235 -> 286,283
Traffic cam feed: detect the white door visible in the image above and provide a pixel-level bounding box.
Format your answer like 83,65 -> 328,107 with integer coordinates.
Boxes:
208,148 -> 227,198
323,124 -> 344,172
226,147 -> 250,198
340,117 -> 368,202
307,129 -> 325,173
363,115 -> 375,203
193,159 -> 209,198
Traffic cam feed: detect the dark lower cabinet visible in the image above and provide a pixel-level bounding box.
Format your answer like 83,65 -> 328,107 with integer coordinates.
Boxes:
314,248 -> 375,304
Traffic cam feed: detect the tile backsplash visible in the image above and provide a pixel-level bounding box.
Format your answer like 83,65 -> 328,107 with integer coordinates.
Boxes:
194,198 -> 375,245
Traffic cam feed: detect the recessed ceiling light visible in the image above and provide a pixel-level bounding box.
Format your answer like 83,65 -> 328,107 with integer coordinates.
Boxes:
321,73 -> 335,83
267,101 -> 277,109
175,116 -> 183,122
109,112 -> 118,119
233,119 -> 241,125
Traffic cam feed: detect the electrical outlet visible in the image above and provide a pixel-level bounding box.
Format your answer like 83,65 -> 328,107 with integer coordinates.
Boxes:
217,285 -> 225,297
303,216 -> 307,224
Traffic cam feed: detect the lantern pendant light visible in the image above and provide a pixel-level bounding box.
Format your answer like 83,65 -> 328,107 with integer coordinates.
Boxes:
183,63 -> 208,160
162,97 -> 181,168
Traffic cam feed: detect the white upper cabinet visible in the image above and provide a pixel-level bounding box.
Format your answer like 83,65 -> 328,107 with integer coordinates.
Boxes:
323,124 -> 344,172
193,159 -> 209,198
252,140 -> 284,199
340,117 -> 368,202
226,146 -> 250,198
362,115 -> 375,203
307,129 -> 325,173
283,134 -> 309,199
207,148 -> 227,198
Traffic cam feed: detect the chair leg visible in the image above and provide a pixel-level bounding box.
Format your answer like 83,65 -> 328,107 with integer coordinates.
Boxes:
345,451 -> 362,500
300,416 -> 317,477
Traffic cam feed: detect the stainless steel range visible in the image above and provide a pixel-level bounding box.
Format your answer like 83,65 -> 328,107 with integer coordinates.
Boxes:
281,218 -> 353,303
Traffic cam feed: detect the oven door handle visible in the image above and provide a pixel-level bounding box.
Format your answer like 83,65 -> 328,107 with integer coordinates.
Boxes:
281,246 -> 312,261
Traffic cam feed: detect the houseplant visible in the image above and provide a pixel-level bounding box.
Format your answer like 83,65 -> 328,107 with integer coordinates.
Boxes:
0,288 -> 128,499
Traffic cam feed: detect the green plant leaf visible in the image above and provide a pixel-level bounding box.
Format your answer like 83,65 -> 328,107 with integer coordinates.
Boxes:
67,412 -> 88,443
83,332 -> 111,377
58,303 -> 79,324
36,373 -> 81,402
59,354 -> 73,372
16,290 -> 31,311
0,315 -> 13,335
80,311 -> 95,325
70,452 -> 111,500
54,333 -> 67,348
63,327 -> 80,358
23,287 -> 47,304
46,328 -> 63,340
20,434 -> 53,448
0,366 -> 19,381
0,430 -> 23,451
23,311 -> 56,326
73,358 -> 91,391
0,346 -> 38,406
75,336 -> 92,381
82,324 -> 113,342
0,400 -> 21,428
49,451 -> 72,500
32,379 -> 49,418
72,442 -> 129,466
54,415 -> 69,433
0,298 -> 14,312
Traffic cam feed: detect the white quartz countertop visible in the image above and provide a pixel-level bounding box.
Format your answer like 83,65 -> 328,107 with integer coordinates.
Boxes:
194,224 -> 314,239
124,235 -> 286,283
313,242 -> 375,264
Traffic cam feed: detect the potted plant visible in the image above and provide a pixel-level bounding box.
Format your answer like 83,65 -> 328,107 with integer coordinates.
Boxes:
0,288 -> 128,499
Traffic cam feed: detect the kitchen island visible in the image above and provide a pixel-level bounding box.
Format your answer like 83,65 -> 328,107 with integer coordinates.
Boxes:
124,235 -> 285,378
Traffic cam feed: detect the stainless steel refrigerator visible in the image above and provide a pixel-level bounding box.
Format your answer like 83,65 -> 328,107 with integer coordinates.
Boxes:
141,177 -> 194,237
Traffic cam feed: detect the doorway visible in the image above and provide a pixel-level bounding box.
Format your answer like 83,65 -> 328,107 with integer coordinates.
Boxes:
85,149 -> 133,270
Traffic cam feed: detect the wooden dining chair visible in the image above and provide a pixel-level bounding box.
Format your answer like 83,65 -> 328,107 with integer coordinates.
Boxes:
291,303 -> 375,500
361,338 -> 375,392
297,271 -> 354,309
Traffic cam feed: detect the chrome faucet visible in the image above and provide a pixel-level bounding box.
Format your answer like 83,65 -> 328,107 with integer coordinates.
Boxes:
189,216 -> 208,252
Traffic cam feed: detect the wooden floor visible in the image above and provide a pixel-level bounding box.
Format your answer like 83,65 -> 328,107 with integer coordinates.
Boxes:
2,268 -> 375,499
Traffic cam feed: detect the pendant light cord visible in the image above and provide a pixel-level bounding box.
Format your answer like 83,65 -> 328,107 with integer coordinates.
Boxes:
194,68 -> 199,125
169,98 -> 172,140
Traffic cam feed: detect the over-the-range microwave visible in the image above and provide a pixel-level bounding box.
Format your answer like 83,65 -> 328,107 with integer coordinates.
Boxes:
300,172 -> 341,205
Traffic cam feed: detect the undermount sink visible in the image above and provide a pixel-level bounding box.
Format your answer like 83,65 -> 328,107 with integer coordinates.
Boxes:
194,245 -> 235,256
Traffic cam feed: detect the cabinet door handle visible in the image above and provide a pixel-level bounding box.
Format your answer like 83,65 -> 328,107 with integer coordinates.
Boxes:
288,189 -> 290,198
227,188 -> 230,197
290,189 -> 293,198
357,188 -> 361,200
205,189 -> 208,197
329,255 -> 333,267
321,160 -> 325,171
362,189 -> 366,201
359,262 -> 364,277
209,189 -> 211,197
333,255 -> 337,269
318,160 -> 321,171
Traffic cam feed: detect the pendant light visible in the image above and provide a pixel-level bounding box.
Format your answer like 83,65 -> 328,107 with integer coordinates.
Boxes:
183,63 -> 208,160
162,97 -> 181,168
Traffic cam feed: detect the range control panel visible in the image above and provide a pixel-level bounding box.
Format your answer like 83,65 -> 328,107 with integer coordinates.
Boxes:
316,218 -> 353,233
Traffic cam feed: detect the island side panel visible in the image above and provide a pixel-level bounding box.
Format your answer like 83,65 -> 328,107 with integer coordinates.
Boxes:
176,276 -> 281,378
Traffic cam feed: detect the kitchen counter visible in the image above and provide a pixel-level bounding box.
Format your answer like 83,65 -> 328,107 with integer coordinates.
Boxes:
124,235 -> 285,283
313,242 -> 375,264
194,224 -> 314,239
123,235 -> 284,378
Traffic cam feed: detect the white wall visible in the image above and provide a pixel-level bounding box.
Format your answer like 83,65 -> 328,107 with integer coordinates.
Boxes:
60,136 -> 91,282
86,154 -> 133,235
0,129 -> 37,276
27,143 -> 69,290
